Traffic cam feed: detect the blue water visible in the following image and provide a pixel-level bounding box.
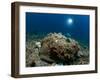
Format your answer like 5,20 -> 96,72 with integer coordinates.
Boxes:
26,12 -> 90,46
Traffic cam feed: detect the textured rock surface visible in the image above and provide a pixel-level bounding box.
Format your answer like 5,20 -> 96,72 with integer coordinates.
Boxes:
26,33 -> 89,67
39,33 -> 80,65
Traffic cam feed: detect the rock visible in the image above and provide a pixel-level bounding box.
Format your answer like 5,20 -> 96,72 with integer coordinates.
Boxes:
26,51 -> 36,67
78,46 -> 89,57
26,32 -> 89,66
39,33 -> 80,65
35,42 -> 41,48
40,55 -> 54,64
77,51 -> 84,57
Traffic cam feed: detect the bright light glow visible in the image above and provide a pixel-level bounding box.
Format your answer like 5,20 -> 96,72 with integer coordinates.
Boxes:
67,18 -> 73,25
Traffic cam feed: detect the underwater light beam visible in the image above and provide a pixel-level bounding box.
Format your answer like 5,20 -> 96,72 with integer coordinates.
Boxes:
67,18 -> 73,25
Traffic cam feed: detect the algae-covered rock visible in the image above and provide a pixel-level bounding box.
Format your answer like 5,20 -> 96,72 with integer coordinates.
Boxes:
39,33 -> 80,65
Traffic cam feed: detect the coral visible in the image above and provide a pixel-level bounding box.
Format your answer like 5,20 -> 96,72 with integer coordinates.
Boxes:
26,32 -> 89,67
26,47 -> 36,67
39,33 -> 80,65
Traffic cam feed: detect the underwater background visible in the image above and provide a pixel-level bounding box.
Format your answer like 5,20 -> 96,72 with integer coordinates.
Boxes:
26,12 -> 90,46
25,12 -> 90,67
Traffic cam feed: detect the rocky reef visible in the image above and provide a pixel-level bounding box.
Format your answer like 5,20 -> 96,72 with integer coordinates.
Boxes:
26,33 -> 89,67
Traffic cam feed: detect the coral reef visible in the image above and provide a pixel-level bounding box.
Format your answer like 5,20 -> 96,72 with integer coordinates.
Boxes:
39,33 -> 80,65
26,33 -> 89,67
